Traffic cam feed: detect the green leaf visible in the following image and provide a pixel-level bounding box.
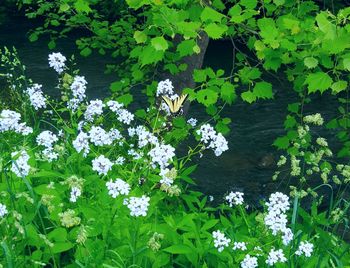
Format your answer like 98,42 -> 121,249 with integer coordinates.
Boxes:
240,0 -> 257,9
74,0 -> 92,13
197,89 -> 218,107
117,94 -> 133,106
273,0 -> 285,6
343,57 -> 350,71
241,90 -> 256,103
304,57 -> 318,69
29,32 -> 38,42
305,72 -> 333,94
48,228 -> 67,242
151,36 -> 168,51
258,18 -> 278,42
200,7 -> 224,22
316,12 -> 336,40
52,242 -> 73,254
80,47 -> 92,57
220,82 -> 236,104
140,45 -> 164,66
273,136 -> 289,149
163,244 -> 193,254
204,23 -> 228,39
284,115 -> 297,129
193,69 -> 207,82
253,81 -> 273,99
177,39 -> 197,57
126,0 -> 145,9
331,81 -> 347,93
134,31 -> 147,44
59,3 -> 70,12
48,40 -> 56,49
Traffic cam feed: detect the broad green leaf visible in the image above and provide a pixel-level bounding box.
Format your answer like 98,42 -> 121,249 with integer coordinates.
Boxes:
316,12 -> 336,40
273,0 -> 285,6
204,23 -> 228,39
343,57 -> 350,71
284,115 -> 297,129
80,47 -> 92,57
59,3 -> 70,12
29,32 -> 38,42
197,89 -> 218,106
258,18 -> 278,42
304,57 -> 318,69
74,0 -> 92,13
193,69 -> 207,82
305,72 -> 333,93
126,0 -> 146,9
331,81 -> 347,93
241,90 -> 256,103
48,228 -> 67,242
273,136 -> 289,149
140,45 -> 164,66
52,242 -> 73,254
177,39 -> 196,57
253,81 -> 273,99
220,82 -> 236,104
200,7 -> 224,22
240,0 -> 257,9
117,93 -> 133,106
163,244 -> 193,254
151,36 -> 168,51
134,31 -> 147,44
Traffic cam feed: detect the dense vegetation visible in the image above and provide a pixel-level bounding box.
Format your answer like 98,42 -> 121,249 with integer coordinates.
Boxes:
1,0 -> 350,267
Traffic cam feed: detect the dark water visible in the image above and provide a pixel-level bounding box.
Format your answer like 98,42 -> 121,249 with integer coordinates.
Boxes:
0,15 -> 342,203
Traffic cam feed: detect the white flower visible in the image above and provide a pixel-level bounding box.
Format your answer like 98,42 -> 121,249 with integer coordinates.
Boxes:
282,228 -> 294,245
68,75 -> 87,111
36,130 -> 58,149
107,100 -> 134,125
124,195 -> 150,217
295,241 -> 314,257
115,156 -> 125,165
92,155 -> 113,175
266,192 -> 290,214
240,254 -> 258,268
0,203 -> 8,218
73,131 -> 90,156
187,118 -> 197,127
109,128 -> 122,141
48,52 -> 66,74
89,126 -> 112,146
266,248 -> 287,266
156,79 -> 174,97
106,179 -> 130,198
69,187 -> 82,203
42,148 -> 59,162
159,168 -> 175,186
148,143 -> 175,169
26,84 -> 47,110
212,230 -> 231,252
11,150 -> 30,177
0,110 -> 33,135
303,113 -> 324,126
134,125 -> 158,148
197,124 -> 228,156
225,191 -> 244,206
233,241 -> 247,251
84,99 -> 105,122
107,100 -> 124,112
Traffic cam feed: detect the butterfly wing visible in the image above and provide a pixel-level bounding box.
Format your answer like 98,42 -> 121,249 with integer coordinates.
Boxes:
162,95 -> 176,113
173,94 -> 188,113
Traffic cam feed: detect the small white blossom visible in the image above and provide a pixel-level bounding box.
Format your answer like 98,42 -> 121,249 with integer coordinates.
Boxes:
156,79 -> 174,97
73,131 -> 90,156
84,99 -> 105,122
115,156 -> 125,165
197,124 -> 228,156
48,52 -> 66,74
0,110 -> 33,135
187,118 -> 197,127
0,203 -> 8,218
69,187 -> 82,203
67,75 -> 87,111
36,130 -> 58,149
92,155 -> 113,175
266,248 -> 287,266
124,195 -> 150,217
282,228 -> 294,245
26,84 -> 47,110
225,191 -> 244,206
233,241 -> 247,251
148,143 -> 175,169
212,230 -> 231,252
11,150 -> 30,177
106,179 -> 130,198
295,241 -> 314,257
89,126 -> 112,146
241,254 -> 258,268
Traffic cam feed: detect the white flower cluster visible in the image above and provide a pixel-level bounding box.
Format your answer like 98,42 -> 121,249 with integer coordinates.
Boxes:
148,143 -> 175,169
89,126 -> 113,146
303,113 -> 324,126
159,168 -> 174,186
48,52 -> 66,74
85,99 -> 105,122
212,230 -> 231,252
0,110 -> 33,135
67,76 -> 87,111
107,100 -> 134,125
73,131 -> 90,156
124,195 -> 150,217
69,187 -> 82,203
156,79 -> 174,97
295,241 -> 314,257
233,241 -> 247,251
11,150 -> 30,177
92,155 -> 113,175
187,118 -> 197,127
26,84 -> 47,110
128,125 -> 158,148
240,254 -> 258,268
266,248 -> 287,266
106,179 -> 130,198
264,192 -> 293,245
0,203 -> 8,218
197,124 -> 228,156
36,130 -> 59,162
225,191 -> 244,206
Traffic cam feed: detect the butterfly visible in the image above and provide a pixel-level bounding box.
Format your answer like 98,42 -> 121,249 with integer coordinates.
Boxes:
161,94 -> 188,115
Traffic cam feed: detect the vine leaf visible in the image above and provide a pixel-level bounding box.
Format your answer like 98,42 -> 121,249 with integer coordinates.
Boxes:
331,81 -> 348,93
204,23 -> 228,39
151,36 -> 168,51
200,7 -> 224,22
304,57 -> 318,69
253,81 -> 273,99
197,89 -> 218,106
305,72 -> 333,94
241,90 -> 256,103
